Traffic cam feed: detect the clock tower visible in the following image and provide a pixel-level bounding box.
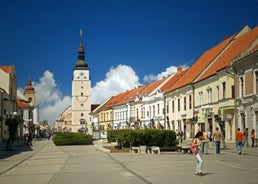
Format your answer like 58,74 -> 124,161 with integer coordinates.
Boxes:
71,30 -> 91,133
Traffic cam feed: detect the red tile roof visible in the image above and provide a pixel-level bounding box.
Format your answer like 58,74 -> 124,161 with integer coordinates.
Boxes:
16,99 -> 33,108
0,66 -> 12,74
139,78 -> 166,96
197,26 -> 258,82
104,86 -> 145,108
161,69 -> 187,92
167,34 -> 235,92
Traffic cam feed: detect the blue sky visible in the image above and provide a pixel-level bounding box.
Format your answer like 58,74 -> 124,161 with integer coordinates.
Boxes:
1,0 -> 257,123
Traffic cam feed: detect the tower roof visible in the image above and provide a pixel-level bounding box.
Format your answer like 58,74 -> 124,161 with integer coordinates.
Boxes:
24,77 -> 35,94
74,29 -> 89,70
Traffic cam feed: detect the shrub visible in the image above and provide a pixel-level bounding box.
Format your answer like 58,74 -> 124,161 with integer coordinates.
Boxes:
107,129 -> 177,148
52,132 -> 93,146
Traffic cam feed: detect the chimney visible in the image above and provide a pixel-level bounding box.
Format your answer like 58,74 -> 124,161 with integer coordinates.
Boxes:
177,66 -> 182,73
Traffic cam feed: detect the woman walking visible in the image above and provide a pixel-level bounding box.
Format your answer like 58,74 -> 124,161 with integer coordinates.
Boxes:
191,131 -> 204,176
251,129 -> 256,148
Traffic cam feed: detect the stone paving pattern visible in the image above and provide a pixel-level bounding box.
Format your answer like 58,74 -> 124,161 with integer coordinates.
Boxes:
0,139 -> 258,184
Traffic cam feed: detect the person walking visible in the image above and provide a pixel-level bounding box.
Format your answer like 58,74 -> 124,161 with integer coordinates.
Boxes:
243,128 -> 249,147
178,130 -> 184,144
191,131 -> 204,176
236,128 -> 243,154
251,129 -> 256,148
202,131 -> 208,154
213,127 -> 222,155
27,133 -> 33,146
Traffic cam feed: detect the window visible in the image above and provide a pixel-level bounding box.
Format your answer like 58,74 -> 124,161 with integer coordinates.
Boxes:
106,112 -> 109,121
157,104 -> 160,115
167,103 -> 169,113
216,86 -> 219,101
199,91 -> 203,105
81,92 -> 83,96
222,82 -> 226,99
80,119 -> 85,125
178,98 -> 180,112
240,77 -> 244,97
207,87 -> 212,103
172,100 -> 175,113
81,113 -> 84,117
153,105 -> 155,117
189,95 -> 192,109
184,96 -> 186,110
231,85 -> 235,98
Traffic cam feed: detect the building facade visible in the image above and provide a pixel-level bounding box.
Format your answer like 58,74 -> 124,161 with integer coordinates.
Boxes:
233,49 -> 258,139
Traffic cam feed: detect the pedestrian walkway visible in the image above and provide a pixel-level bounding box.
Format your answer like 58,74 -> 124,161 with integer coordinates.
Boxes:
0,139 -> 258,184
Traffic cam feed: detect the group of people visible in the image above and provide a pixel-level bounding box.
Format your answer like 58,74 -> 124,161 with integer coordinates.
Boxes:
236,128 -> 256,154
191,127 -> 256,176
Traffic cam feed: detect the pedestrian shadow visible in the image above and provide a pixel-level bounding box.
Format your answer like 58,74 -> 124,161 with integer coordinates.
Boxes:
0,143 -> 34,160
202,172 -> 213,176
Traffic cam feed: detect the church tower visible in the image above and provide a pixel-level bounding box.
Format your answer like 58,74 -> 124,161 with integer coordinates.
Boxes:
24,77 -> 35,105
71,30 -> 91,133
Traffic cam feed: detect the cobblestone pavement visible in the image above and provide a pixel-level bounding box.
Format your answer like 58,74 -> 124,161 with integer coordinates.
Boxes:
0,139 -> 258,184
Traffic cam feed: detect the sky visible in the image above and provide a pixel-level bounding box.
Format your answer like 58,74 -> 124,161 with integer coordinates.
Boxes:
0,0 -> 257,124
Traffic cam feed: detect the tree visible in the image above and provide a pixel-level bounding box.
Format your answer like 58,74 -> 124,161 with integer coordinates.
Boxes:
5,117 -> 19,150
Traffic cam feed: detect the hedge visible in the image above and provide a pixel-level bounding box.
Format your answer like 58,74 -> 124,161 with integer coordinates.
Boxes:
107,129 -> 178,147
52,132 -> 93,146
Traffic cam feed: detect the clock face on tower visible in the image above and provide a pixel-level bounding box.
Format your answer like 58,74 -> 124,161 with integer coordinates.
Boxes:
74,70 -> 89,80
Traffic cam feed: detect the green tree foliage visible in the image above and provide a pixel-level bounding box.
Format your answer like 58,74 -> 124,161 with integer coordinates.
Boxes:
5,117 -> 19,150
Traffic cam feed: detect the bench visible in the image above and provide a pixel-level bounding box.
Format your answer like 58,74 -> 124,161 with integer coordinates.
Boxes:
139,146 -> 147,153
151,146 -> 160,154
130,146 -> 140,153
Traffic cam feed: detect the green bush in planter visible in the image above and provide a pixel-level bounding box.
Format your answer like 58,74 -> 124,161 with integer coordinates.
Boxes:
52,132 -> 93,146
107,129 -> 177,147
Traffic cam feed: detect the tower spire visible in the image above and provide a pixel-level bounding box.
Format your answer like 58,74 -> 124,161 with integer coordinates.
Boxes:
78,29 -> 85,61
74,29 -> 88,70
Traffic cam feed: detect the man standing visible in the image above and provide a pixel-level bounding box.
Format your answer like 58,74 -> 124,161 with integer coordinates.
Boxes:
213,127 -> 222,155
243,128 -> 249,147
236,128 -> 243,154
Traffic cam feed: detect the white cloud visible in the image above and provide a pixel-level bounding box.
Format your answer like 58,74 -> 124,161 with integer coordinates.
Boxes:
33,71 -> 71,124
143,65 -> 189,83
91,64 -> 141,104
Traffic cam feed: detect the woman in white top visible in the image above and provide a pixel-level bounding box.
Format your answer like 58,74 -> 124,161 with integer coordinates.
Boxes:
191,131 -> 204,176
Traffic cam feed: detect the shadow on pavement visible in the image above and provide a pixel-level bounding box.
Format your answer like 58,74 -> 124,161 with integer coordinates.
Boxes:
0,142 -> 34,159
